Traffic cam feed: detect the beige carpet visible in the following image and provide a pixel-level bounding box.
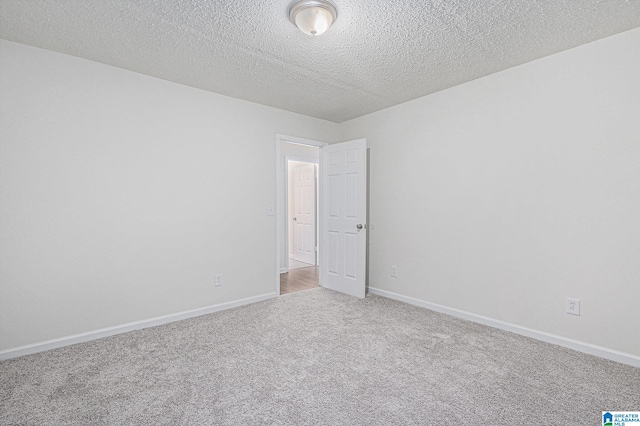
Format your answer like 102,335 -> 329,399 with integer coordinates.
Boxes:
1,288 -> 638,425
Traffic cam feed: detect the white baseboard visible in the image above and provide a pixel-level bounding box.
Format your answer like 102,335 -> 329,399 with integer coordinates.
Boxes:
280,268 -> 288,274
368,287 -> 640,368
0,292 -> 278,361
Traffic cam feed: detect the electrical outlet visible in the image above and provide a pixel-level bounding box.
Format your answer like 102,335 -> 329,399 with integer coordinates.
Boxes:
390,265 -> 398,278
566,298 -> 580,316
214,274 -> 223,287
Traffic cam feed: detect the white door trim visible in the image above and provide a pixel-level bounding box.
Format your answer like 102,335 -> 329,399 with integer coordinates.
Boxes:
276,134 -> 327,296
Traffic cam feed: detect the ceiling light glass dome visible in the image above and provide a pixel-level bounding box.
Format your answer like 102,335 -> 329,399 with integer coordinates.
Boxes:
289,0 -> 338,36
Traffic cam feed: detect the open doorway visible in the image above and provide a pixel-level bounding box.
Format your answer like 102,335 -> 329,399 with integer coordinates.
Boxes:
282,159 -> 318,295
276,135 -> 325,295
276,135 -> 369,298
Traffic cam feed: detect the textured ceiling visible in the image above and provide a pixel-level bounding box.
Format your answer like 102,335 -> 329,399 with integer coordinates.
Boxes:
1,0 -> 639,123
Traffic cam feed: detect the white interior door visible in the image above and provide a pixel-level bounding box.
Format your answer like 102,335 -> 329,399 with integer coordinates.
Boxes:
321,139 -> 367,298
293,163 -> 316,265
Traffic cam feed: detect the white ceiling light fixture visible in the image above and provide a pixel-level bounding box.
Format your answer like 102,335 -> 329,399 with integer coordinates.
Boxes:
289,0 -> 338,36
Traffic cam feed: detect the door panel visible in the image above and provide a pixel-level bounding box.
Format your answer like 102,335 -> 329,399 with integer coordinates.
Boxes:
321,139 -> 367,298
292,163 -> 316,265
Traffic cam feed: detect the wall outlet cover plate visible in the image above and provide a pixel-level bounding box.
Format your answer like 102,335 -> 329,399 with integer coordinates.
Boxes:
566,298 -> 580,316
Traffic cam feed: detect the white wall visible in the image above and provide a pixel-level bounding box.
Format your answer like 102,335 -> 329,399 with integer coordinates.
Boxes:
0,40 -> 339,351
339,28 -> 640,357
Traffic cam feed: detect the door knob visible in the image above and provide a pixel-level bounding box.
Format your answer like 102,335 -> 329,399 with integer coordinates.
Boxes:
293,217 -> 297,221
356,224 -> 363,230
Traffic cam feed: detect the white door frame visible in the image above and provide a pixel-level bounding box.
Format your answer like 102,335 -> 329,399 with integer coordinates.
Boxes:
276,134 -> 327,295
286,158 -> 318,268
